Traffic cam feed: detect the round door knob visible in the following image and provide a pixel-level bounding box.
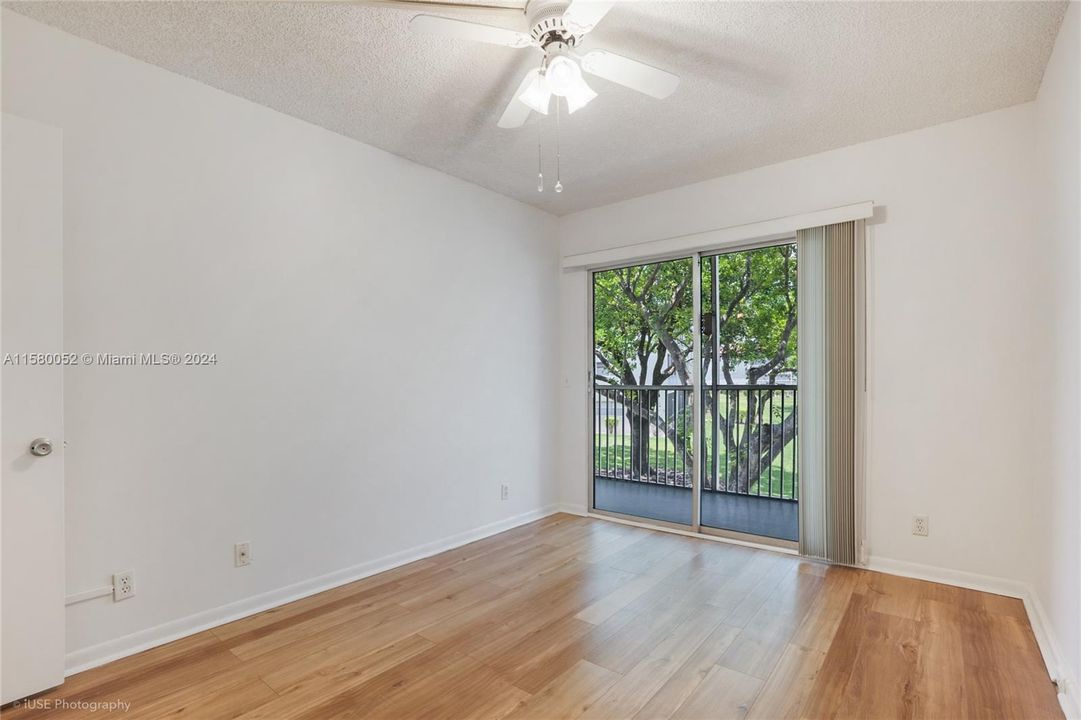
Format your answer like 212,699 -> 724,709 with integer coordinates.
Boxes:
29,438 -> 54,457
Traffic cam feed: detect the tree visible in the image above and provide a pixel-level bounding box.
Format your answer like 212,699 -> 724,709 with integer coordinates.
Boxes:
594,259 -> 694,479
593,245 -> 797,494
703,246 -> 798,493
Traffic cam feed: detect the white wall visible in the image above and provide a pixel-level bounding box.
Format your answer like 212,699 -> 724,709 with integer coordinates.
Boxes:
559,103 -> 1046,582
1033,1 -> 1081,711
2,9 -> 558,666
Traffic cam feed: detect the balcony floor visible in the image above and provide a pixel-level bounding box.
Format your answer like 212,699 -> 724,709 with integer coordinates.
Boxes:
594,476 -> 799,542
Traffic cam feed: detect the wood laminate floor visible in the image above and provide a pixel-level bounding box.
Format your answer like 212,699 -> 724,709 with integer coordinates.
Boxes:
5,514 -> 1062,719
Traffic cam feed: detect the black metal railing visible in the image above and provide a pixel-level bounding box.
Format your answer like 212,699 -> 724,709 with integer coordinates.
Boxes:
703,384 -> 797,501
593,384 -> 797,501
594,385 -> 694,488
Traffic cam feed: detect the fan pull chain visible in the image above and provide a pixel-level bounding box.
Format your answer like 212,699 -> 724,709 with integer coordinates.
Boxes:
554,97 -> 563,193
537,114 -> 544,192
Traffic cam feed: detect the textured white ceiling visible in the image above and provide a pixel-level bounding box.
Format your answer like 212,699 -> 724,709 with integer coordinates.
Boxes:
5,1 -> 1068,214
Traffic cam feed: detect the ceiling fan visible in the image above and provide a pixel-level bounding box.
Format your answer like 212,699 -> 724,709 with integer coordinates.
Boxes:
408,0 -> 680,129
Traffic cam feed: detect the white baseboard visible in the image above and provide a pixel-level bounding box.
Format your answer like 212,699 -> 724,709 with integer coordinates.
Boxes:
64,504 -> 563,676
556,502 -> 588,516
866,555 -> 1030,598
868,555 -> 1078,719
1022,588 -> 1080,720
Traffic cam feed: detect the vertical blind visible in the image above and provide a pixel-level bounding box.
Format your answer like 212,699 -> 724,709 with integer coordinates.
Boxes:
797,221 -> 859,564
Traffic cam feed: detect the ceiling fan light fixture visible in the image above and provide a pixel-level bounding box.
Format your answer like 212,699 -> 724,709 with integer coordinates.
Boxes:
409,0 -> 679,191
518,71 -> 552,115
563,77 -> 597,114
543,54 -> 596,114
544,54 -> 581,97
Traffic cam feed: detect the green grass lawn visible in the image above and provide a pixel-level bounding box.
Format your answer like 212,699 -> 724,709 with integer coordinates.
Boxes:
593,428 -> 798,500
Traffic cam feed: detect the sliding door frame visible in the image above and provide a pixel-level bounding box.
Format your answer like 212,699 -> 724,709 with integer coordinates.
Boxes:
696,240 -> 799,550
588,254 -> 697,532
586,238 -> 799,551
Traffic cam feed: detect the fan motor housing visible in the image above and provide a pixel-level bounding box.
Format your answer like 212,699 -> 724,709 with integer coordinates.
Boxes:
526,0 -> 576,47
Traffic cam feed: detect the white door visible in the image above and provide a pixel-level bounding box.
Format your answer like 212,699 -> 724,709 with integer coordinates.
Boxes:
1,113 -> 66,703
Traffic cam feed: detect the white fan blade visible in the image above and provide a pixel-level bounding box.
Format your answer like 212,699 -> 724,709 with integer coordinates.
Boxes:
562,0 -> 615,35
579,49 -> 679,99
409,15 -> 532,48
498,70 -> 542,128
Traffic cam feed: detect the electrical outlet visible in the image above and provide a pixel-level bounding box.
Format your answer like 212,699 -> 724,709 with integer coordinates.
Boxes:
113,570 -> 135,601
912,515 -> 930,537
235,542 -> 252,567
500,484 -> 509,501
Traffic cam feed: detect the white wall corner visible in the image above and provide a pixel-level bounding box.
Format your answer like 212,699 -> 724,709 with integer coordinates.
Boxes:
1024,589 -> 1081,720
869,554 -> 1077,717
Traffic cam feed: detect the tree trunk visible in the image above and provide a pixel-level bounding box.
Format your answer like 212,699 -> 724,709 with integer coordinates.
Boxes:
626,403 -> 653,480
725,407 -> 761,494
721,392 -> 797,495
654,392 -> 693,485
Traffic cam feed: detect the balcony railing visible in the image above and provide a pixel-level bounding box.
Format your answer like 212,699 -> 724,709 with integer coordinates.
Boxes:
594,384 -> 798,501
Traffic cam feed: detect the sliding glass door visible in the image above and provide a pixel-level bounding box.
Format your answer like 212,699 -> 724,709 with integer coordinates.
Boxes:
591,243 -> 799,545
699,245 -> 799,543
592,257 -> 695,526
